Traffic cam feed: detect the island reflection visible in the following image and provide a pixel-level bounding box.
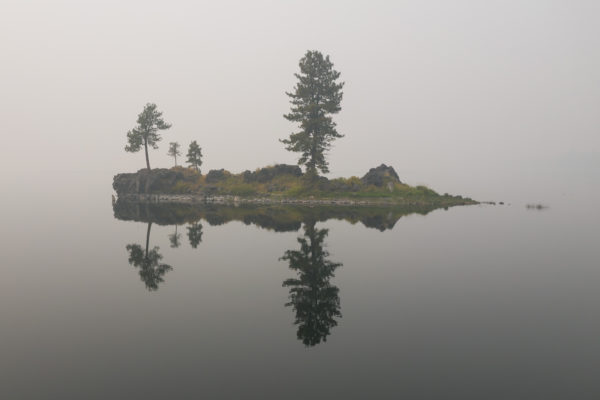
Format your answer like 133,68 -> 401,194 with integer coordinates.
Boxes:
114,200 -> 447,344
113,200 -> 445,232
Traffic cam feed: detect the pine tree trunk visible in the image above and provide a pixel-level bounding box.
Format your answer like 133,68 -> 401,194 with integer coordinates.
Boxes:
145,222 -> 152,257
174,154 -> 177,167
309,127 -> 319,177
144,139 -> 151,170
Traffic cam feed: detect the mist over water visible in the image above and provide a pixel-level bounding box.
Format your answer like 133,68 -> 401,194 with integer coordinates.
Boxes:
1,172 -> 599,399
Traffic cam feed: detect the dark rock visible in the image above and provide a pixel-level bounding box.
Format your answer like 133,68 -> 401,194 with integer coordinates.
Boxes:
205,169 -> 229,183
243,164 -> 302,183
526,203 -> 547,210
361,164 -> 401,187
113,169 -> 184,195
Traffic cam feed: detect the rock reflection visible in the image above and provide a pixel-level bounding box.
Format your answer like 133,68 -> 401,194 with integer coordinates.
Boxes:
113,199 -> 444,232
126,222 -> 173,291
281,221 -> 342,346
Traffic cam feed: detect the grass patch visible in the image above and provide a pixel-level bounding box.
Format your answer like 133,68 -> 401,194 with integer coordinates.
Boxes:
150,165 -> 475,204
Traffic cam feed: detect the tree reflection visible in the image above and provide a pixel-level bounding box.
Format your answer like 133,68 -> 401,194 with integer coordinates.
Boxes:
169,225 -> 181,248
281,222 -> 342,346
126,222 -> 173,291
187,222 -> 203,248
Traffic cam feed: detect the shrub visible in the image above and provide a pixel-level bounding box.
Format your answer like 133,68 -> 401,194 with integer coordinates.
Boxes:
172,181 -> 192,193
206,169 -> 230,183
228,184 -> 257,196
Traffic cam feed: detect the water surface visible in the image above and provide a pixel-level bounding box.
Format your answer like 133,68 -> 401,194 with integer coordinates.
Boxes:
1,172 -> 599,399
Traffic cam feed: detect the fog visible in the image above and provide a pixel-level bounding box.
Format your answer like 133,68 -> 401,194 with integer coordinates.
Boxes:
1,0 -> 598,202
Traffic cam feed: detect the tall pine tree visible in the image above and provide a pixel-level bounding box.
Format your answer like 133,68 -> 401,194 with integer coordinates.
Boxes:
282,51 -> 344,176
125,103 -> 172,170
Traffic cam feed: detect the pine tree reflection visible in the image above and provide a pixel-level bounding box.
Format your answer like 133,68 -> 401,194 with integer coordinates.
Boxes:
126,222 -> 173,291
281,222 -> 342,346
187,222 -> 203,248
169,225 -> 181,248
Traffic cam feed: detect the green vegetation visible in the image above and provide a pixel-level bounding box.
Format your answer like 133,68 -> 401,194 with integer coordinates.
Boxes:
167,142 -> 181,166
116,53 -> 475,207
134,164 -> 475,205
282,50 -> 344,176
125,103 -> 172,170
186,140 -> 203,173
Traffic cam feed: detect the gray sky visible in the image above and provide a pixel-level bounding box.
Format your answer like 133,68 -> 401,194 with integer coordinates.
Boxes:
1,0 -> 598,201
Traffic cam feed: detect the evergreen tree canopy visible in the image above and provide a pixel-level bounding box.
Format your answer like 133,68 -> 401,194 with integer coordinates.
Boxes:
125,103 -> 172,170
187,140 -> 203,173
167,142 -> 181,166
168,226 -> 181,248
187,222 -> 203,248
126,243 -> 172,291
282,50 -> 344,175
125,222 -> 172,291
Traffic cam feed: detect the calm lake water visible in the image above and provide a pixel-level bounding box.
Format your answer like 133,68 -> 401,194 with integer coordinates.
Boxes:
1,171 -> 599,399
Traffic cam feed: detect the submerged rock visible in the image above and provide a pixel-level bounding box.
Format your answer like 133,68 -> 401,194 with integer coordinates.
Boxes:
361,164 -> 401,187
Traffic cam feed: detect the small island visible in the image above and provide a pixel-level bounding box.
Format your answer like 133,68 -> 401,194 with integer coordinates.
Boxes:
114,50 -> 476,208
113,163 -> 475,207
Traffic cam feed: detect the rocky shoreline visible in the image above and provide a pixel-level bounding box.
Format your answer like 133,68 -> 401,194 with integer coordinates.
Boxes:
113,164 -> 477,207
116,193 -> 476,207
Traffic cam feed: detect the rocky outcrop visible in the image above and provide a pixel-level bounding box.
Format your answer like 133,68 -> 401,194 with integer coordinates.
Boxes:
113,168 -> 184,196
361,164 -> 401,187
242,164 -> 302,183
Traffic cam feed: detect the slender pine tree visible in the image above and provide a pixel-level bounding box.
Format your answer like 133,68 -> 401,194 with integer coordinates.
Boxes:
125,103 -> 172,170
187,140 -> 203,173
167,142 -> 181,166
